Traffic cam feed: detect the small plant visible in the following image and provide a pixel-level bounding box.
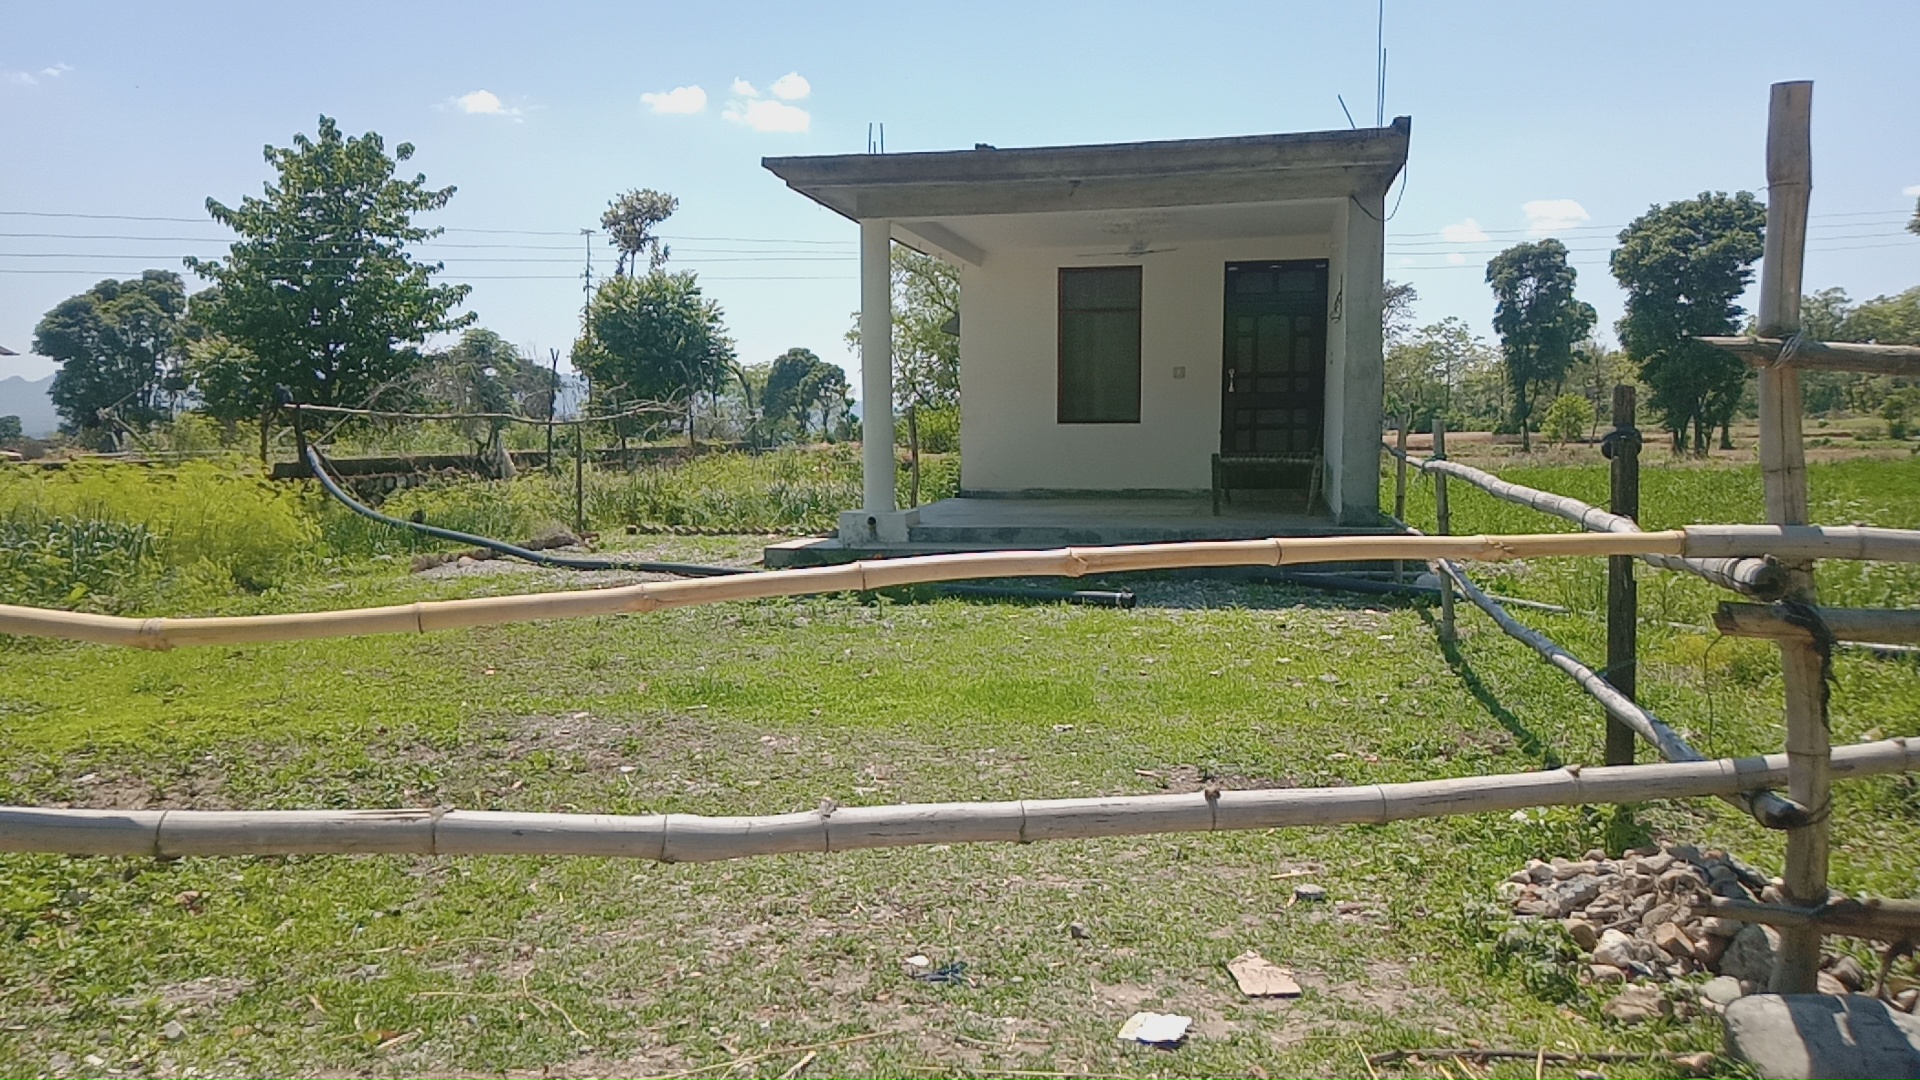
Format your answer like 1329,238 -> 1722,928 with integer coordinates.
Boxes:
1541,393 -> 1595,446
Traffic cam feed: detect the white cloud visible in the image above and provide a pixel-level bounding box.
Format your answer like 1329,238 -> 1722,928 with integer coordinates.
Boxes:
642,85 -> 707,114
452,89 -> 521,117
1447,252 -> 1466,265
723,97 -> 810,133
769,72 -> 810,101
1440,217 -> 1488,243
4,71 -> 34,85
40,63 -> 71,78
731,78 -> 759,97
1904,184 -> 1920,197
1522,198 -> 1591,236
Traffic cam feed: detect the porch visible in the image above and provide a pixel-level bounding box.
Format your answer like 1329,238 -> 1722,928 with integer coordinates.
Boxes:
762,493 -> 1395,568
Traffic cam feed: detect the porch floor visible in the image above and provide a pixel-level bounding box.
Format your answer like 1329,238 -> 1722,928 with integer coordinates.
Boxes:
764,495 -> 1395,567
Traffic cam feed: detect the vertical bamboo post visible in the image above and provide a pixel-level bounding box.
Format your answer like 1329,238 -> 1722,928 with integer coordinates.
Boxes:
1393,415 -> 1410,583
1757,80 -> 1826,995
574,423 -> 586,538
1432,416 -> 1455,643
1605,385 -> 1640,767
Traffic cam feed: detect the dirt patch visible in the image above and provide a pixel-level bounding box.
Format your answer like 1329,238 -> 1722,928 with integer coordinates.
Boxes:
1148,764 -> 1296,794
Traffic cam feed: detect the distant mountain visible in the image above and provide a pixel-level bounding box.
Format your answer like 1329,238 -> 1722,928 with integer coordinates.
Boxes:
0,375 -> 58,437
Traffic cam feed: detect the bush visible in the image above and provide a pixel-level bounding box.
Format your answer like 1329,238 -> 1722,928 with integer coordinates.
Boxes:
898,406 -> 960,455
1541,394 -> 1594,446
0,515 -> 155,609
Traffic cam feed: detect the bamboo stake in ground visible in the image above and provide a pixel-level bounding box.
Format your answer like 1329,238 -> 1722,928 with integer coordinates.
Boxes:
1755,78 -> 1826,996
1433,417 -> 1455,642
1605,384 -> 1640,767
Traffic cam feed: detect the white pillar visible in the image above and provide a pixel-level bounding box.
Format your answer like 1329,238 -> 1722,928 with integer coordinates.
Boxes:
859,217 -> 896,514
1336,188 -> 1387,526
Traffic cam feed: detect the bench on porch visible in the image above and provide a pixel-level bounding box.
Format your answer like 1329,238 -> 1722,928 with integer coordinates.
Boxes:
1210,452 -> 1323,516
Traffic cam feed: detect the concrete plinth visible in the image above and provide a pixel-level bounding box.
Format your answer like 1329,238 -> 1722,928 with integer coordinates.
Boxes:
1724,993 -> 1920,1079
837,508 -> 920,545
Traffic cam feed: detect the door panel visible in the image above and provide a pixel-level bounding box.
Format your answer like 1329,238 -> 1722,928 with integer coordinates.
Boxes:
1221,261 -> 1328,460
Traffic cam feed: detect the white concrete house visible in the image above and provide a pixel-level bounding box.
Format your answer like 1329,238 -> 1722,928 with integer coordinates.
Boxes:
762,119 -> 1409,564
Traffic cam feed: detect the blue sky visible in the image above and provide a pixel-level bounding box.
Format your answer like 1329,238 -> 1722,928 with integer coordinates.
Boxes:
2,1 -> 1916,389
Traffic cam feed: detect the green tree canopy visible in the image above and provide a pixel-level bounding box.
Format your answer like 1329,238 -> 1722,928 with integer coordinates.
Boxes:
185,116 -> 474,417
763,347 -> 850,439
846,245 -> 960,413
572,271 -> 736,439
33,270 -> 188,438
601,189 -> 679,277
1609,191 -> 1766,453
1797,287 -> 1920,416
1486,239 -> 1596,451
1385,316 -> 1493,430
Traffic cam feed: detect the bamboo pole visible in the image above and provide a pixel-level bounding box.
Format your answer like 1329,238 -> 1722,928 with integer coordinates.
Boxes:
1433,418 -> 1455,642
1698,335 -> 1920,378
1605,385 -> 1640,767
1703,895 -> 1920,939
1,739 -> 1910,861
1714,604 -> 1920,646
1393,418 -> 1410,583
1406,454 -> 1783,597
1,525 -> 1916,651
1435,560 -> 1806,828
1756,79 -> 1825,997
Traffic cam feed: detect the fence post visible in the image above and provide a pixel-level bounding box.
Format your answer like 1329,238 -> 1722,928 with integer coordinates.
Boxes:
1756,80 -> 1827,995
1605,385 -> 1641,766
1432,416 -> 1454,643
1392,414 -> 1410,583
574,424 -> 586,538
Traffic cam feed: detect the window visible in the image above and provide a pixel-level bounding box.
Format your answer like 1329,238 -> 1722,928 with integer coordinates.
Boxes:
1058,266 -> 1142,423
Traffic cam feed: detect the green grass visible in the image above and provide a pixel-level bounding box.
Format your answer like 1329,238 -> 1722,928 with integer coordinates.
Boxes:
0,456 -> 1916,1076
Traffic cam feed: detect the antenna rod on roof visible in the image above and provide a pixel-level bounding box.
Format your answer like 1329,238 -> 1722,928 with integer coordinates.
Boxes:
1375,0 -> 1386,126
1337,94 -> 1358,130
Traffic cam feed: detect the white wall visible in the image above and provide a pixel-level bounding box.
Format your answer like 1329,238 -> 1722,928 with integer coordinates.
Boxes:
959,234 -> 1337,494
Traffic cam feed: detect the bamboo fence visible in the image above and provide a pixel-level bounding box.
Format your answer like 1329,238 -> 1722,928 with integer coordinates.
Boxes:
3,525 -> 1917,651
3,738 -> 1911,861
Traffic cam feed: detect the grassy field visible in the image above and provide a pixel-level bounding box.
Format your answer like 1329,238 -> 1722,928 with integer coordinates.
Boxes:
0,450 -> 1917,1077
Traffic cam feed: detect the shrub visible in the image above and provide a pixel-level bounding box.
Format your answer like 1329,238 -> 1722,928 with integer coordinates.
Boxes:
0,515 -> 155,609
1541,394 -> 1594,446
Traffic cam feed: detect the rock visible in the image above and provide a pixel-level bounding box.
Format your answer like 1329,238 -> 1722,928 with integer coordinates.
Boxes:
1554,859 -> 1599,880
1641,902 -> 1679,931
1702,975 -> 1745,1007
161,1020 -> 186,1041
1817,972 -> 1850,997
1761,884 -> 1785,904
1712,878 -> 1756,901
1654,922 -> 1697,962
1564,918 -> 1599,951
1293,883 -> 1327,903
1554,875 -> 1603,910
1494,881 -> 1525,902
1628,893 -> 1654,917
1897,988 -> 1919,1014
1672,1050 -> 1717,1076
1593,929 -> 1642,969
1583,848 -> 1608,862
1513,898 -> 1555,918
1603,984 -> 1671,1025
1665,842 -> 1704,865
1640,851 -> 1676,875
1696,933 -> 1731,967
1068,921 -> 1090,941
1707,863 -> 1739,886
1725,994 -> 1920,1079
1589,963 -> 1627,985
1658,865 -> 1707,894
1829,954 -> 1868,992
1699,916 -> 1742,939
1506,868 -> 1532,885
1224,951 -> 1302,998
521,527 -> 582,551
1574,1071 -> 1604,1080
1720,924 -> 1781,987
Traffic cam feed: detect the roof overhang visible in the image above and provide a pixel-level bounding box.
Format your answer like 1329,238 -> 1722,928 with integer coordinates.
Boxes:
763,118 -> 1410,223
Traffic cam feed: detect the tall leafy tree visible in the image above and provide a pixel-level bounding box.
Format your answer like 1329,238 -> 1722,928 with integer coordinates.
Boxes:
572,271 -> 735,443
33,270 -> 187,440
1796,287 -> 1920,416
1385,316 -> 1495,430
845,246 -> 960,414
601,189 -> 678,276
1486,239 -> 1596,451
186,116 -> 474,432
1610,191 -> 1766,453
763,347 -> 850,439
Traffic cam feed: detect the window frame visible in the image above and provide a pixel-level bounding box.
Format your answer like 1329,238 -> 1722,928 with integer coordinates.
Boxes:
1056,264 -> 1144,425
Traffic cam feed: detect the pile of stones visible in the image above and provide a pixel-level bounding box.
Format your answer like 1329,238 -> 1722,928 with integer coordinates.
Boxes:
1500,842 -> 1915,1022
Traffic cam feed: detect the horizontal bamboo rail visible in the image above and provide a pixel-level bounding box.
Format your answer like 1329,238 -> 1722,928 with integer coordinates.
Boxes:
1391,447 -> 1784,597
4,526 -> 1917,651
1434,558 -> 1807,828
1704,895 -> 1920,938
1698,335 -> 1920,378
1714,603 -> 1920,646
290,399 -> 676,427
3,738 -> 1911,861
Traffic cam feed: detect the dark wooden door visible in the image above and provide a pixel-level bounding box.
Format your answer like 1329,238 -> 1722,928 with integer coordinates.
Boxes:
1221,260 -> 1329,457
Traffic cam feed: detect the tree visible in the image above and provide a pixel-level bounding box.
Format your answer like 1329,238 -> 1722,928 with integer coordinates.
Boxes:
1541,393 -> 1595,446
1385,316 -> 1492,430
0,415 -> 21,446
1486,239 -> 1596,452
33,270 -> 188,440
763,347 -> 850,439
572,271 -> 735,444
413,328 -> 554,470
1383,279 -> 1418,352
1797,286 -> 1920,416
601,189 -> 678,276
186,116 -> 474,441
1610,191 -> 1766,453
846,245 -> 961,414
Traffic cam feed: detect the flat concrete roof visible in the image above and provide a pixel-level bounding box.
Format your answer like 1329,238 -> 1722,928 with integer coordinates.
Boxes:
764,118 -> 1410,221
